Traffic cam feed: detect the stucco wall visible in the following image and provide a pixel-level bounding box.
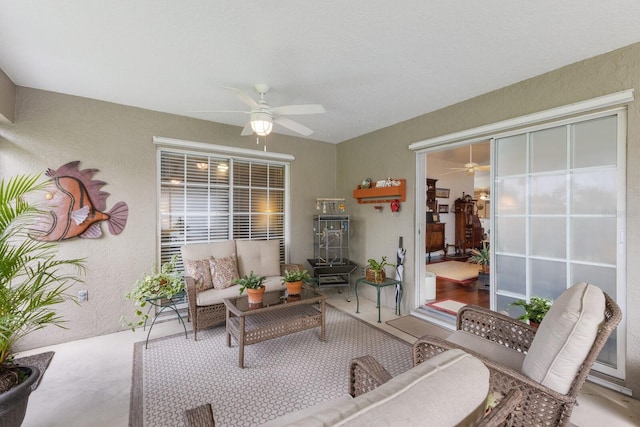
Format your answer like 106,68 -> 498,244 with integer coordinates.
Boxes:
337,41 -> 640,395
0,87 -> 336,350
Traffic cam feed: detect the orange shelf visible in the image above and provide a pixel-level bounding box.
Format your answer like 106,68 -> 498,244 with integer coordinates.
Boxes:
353,179 -> 406,204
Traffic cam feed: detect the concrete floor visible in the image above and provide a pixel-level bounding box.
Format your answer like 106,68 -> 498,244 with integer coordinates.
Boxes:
16,289 -> 640,427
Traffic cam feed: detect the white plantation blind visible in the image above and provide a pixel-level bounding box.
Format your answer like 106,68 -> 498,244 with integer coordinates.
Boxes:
158,149 -> 288,268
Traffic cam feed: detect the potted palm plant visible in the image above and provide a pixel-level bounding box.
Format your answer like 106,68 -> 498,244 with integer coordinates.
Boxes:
365,256 -> 395,283
0,174 -> 85,427
468,242 -> 490,274
234,271 -> 266,304
282,269 -> 311,295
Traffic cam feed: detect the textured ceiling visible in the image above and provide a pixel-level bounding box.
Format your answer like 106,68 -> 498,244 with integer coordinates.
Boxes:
2,1 -> 640,143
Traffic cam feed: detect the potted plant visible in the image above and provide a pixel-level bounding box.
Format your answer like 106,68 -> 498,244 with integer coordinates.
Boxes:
366,256 -> 395,283
234,271 -> 266,304
509,296 -> 552,328
0,174 -> 85,427
282,269 -> 311,295
468,242 -> 490,274
121,254 -> 184,331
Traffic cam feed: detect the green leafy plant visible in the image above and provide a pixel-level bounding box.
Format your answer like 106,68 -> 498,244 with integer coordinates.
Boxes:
282,269 -> 311,283
121,254 -> 184,331
468,242 -> 490,273
366,256 -> 395,282
234,271 -> 266,295
509,296 -> 552,324
0,174 -> 85,392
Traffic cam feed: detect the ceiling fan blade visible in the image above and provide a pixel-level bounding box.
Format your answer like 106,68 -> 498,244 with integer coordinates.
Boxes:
240,121 -> 253,136
223,86 -> 260,110
476,165 -> 491,171
190,110 -> 249,114
271,104 -> 325,115
274,117 -> 314,136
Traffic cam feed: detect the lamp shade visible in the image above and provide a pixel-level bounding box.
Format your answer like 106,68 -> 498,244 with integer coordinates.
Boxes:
250,112 -> 273,136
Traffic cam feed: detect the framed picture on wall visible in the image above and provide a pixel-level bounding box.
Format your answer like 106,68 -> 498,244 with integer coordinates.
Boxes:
438,204 -> 449,213
435,188 -> 450,198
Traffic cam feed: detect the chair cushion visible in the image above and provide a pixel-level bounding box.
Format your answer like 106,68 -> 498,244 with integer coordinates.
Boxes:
521,282 -> 605,394
446,330 -> 526,373
236,239 -> 281,277
183,258 -> 214,292
209,254 -> 239,289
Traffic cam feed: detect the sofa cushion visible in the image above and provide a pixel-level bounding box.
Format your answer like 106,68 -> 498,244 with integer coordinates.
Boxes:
209,254 -> 239,289
180,240 -> 236,262
446,330 -> 526,373
521,282 -> 605,394
236,239 -> 280,277
196,276 -> 284,306
183,258 -> 214,292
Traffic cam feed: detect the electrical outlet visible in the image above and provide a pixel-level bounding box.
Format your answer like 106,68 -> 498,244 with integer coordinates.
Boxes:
78,290 -> 88,302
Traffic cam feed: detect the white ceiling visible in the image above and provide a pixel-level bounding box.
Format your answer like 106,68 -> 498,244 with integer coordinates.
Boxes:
2,1 -> 640,144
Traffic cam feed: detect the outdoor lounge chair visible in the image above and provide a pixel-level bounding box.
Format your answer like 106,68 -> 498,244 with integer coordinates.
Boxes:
412,282 -> 622,426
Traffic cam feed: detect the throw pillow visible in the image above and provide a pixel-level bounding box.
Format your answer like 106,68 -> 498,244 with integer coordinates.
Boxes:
209,254 -> 240,289
184,258 -> 214,292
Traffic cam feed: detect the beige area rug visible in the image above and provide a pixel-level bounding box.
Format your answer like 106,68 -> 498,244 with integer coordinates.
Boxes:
130,305 -> 412,427
426,299 -> 467,316
386,315 -> 452,339
427,260 -> 479,283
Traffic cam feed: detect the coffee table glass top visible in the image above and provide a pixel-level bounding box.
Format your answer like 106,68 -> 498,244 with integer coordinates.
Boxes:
225,287 -> 324,313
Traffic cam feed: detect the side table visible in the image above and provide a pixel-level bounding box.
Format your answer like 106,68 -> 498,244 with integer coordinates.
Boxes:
355,277 -> 402,323
143,290 -> 188,349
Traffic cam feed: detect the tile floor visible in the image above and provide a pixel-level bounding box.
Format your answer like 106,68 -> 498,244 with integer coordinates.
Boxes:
16,289 -> 640,426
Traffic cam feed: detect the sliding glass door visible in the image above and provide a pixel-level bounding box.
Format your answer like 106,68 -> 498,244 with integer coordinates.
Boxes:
493,110 -> 626,378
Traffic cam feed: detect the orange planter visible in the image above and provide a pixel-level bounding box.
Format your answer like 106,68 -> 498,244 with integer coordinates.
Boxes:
245,286 -> 266,304
365,268 -> 386,283
285,281 -> 303,295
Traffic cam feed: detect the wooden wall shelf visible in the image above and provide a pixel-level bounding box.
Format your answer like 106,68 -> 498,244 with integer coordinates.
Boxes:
353,179 -> 406,204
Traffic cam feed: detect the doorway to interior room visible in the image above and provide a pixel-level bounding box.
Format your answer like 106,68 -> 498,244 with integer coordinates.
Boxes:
420,142 -> 491,320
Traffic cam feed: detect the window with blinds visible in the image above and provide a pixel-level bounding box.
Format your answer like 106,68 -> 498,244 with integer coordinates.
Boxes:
158,149 -> 287,269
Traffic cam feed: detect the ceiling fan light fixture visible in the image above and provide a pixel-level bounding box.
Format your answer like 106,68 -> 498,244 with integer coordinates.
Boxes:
250,112 -> 273,136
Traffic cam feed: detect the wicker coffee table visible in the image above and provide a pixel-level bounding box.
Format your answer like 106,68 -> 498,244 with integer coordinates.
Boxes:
223,286 -> 326,368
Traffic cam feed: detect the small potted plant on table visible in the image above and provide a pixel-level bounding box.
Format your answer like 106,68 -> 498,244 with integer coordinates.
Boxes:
509,296 -> 552,328
365,256 -> 395,283
282,269 -> 311,295
234,271 -> 267,304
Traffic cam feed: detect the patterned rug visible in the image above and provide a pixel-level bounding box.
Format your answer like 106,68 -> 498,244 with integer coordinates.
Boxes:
426,299 -> 467,315
130,305 -> 412,427
427,261 -> 479,284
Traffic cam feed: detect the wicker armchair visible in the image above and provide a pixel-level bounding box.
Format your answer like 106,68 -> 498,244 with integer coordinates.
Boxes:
412,290 -> 622,426
349,352 -> 522,427
183,403 -> 215,427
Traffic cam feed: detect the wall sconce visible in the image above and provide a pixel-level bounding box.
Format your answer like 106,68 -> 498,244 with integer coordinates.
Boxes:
250,112 -> 273,136
374,205 -> 383,213
195,162 -> 208,170
217,163 -> 229,172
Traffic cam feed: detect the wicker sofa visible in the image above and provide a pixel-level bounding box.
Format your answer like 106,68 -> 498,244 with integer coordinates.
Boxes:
180,239 -> 303,340
254,348 -> 519,427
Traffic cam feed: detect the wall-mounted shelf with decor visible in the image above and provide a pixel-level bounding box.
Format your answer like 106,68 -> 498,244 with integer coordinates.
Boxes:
353,179 -> 406,204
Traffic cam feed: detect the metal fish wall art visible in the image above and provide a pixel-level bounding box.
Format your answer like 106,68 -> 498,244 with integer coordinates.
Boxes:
31,161 -> 129,241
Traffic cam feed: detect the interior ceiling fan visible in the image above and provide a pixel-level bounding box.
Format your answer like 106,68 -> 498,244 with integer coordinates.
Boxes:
443,145 -> 491,175
194,83 -> 325,137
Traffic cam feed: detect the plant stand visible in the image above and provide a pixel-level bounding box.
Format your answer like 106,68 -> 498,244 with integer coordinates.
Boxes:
143,290 -> 188,349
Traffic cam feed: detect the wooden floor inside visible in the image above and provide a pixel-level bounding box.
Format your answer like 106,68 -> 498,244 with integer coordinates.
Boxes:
428,256 -> 490,308
435,277 -> 489,307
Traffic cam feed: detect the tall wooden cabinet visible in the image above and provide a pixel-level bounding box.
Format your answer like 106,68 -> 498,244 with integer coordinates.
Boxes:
454,197 -> 483,252
426,223 -> 445,262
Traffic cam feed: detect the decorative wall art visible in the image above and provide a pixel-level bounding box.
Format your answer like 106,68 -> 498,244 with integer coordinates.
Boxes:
435,188 -> 450,198
31,161 -> 129,241
439,204 -> 449,213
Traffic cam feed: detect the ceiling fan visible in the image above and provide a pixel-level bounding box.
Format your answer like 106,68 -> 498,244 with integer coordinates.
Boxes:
193,83 -> 325,137
442,145 -> 491,175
